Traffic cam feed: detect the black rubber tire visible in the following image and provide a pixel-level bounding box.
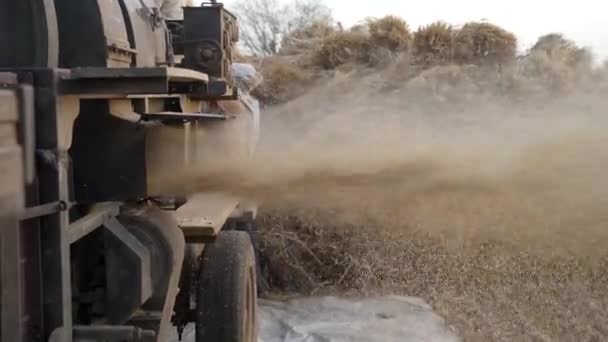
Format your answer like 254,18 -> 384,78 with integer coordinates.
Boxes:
196,231 -> 257,342
232,219 -> 269,296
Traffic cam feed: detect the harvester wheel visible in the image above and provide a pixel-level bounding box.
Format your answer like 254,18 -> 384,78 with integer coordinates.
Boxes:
195,231 -> 257,342
230,219 -> 269,296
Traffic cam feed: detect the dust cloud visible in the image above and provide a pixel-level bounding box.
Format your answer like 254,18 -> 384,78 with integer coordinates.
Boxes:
166,64 -> 608,257
150,62 -> 608,340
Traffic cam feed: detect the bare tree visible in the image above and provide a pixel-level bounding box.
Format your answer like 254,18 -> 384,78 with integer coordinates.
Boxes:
288,0 -> 331,32
232,0 -> 331,56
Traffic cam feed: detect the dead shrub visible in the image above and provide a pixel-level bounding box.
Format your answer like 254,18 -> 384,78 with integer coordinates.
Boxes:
511,34 -> 595,94
530,33 -> 592,68
413,21 -> 455,66
252,57 -> 311,104
314,30 -> 371,69
367,15 -> 412,51
517,52 -> 577,94
454,22 -> 517,66
280,18 -> 338,56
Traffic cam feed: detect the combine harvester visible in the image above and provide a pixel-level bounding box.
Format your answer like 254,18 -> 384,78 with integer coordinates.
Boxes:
0,1 -> 261,341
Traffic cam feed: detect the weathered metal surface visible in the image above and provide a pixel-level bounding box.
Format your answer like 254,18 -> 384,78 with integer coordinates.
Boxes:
0,79 -> 35,184
55,95 -> 79,150
32,69 -> 73,341
67,203 -> 120,244
104,218 -> 154,325
176,193 -> 240,242
120,0 -> 169,67
73,325 -> 156,342
141,111 -> 227,121
0,209 -> 24,342
0,142 -> 23,201
54,0 -> 133,67
118,206 -> 185,342
62,67 -> 209,96
71,99 -> 148,203
183,4 -> 238,82
69,66 -> 209,83
0,73 -> 25,342
109,99 -> 142,122
0,0 -> 58,67
0,89 -> 18,122
97,0 -> 133,67
19,201 -> 64,221
18,84 -> 36,183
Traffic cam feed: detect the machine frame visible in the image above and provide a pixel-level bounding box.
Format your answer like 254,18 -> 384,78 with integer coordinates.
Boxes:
0,1 -> 260,341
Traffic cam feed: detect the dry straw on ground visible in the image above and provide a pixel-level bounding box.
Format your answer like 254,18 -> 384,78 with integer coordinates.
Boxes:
257,209 -> 608,341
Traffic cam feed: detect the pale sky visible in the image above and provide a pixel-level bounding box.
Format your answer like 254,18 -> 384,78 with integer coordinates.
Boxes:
215,0 -> 608,60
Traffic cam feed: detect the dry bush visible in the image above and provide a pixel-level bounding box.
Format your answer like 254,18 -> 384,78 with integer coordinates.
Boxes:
511,34 -> 595,94
252,57 -> 312,104
515,52 -> 578,94
314,30 -> 371,69
413,21 -> 455,66
530,33 -> 593,68
280,18 -> 338,56
367,15 -> 412,51
454,22 -> 517,66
